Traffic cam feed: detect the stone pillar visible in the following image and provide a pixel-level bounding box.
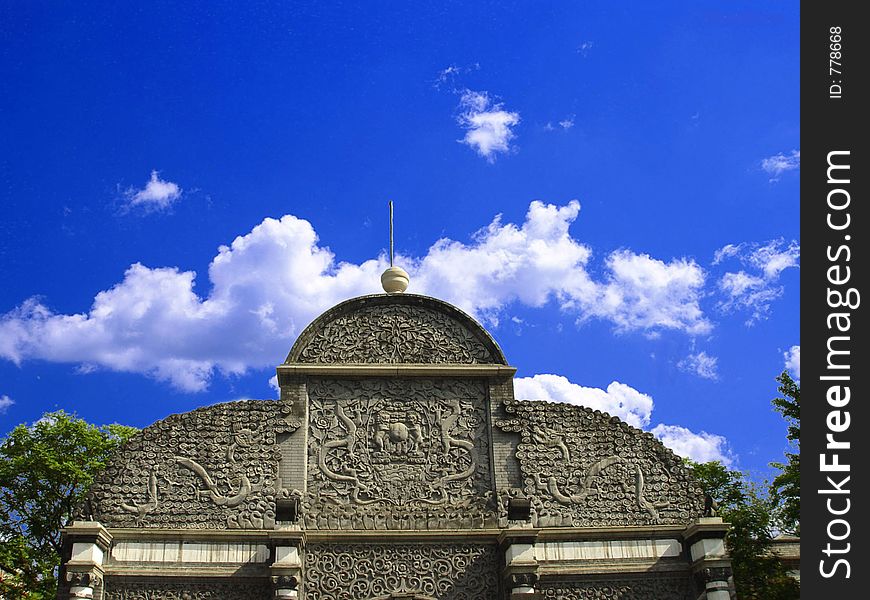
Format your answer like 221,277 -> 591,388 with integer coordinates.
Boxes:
271,532 -> 304,599
695,567 -> 733,600
500,530 -> 542,599
61,521 -> 112,600
684,517 -> 733,599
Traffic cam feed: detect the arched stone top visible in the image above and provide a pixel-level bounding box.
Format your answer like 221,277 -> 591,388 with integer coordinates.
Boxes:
496,399 -> 706,527
285,294 -> 508,365
79,399 -> 298,530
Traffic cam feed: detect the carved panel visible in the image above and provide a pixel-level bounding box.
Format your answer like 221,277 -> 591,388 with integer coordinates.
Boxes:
103,577 -> 271,599
540,576 -> 693,599
304,378 -> 497,529
292,303 -> 497,364
304,543 -> 500,600
82,400 -> 299,529
496,400 -> 705,527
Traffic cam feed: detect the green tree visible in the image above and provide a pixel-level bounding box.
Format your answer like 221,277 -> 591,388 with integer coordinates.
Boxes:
0,411 -> 137,599
770,371 -> 800,535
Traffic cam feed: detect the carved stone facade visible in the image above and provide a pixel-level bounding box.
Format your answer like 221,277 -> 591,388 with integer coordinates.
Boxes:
496,399 -> 705,528
539,576 -> 694,599
286,295 -> 504,364
82,400 -> 299,530
304,377 -> 496,530
65,293 -> 728,600
103,578 -> 271,599
304,543 -> 500,600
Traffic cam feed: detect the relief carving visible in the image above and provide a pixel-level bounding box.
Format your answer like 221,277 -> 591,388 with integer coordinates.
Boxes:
103,577 -> 271,599
290,302 -> 498,364
305,378 -> 497,529
540,576 -> 693,600
496,400 -> 704,527
82,400 -> 299,529
304,543 -> 499,600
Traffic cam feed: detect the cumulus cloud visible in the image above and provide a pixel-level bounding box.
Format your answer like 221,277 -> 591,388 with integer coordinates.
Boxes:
784,345 -> 800,380
714,239 -> 799,324
0,394 -> 13,414
1,201 -> 713,391
650,424 -> 733,465
761,150 -> 800,181
125,170 -> 182,211
515,374 -> 732,463
514,374 -> 653,428
456,90 -> 520,161
678,351 -> 719,380
588,251 -> 710,335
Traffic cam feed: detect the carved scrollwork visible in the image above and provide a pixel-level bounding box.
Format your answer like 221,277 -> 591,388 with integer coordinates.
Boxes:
539,576 -> 693,599
103,577 -> 271,599
304,543 -> 499,600
82,399 -> 298,529
290,301 -> 499,364
496,400 -> 705,527
305,378 -> 497,530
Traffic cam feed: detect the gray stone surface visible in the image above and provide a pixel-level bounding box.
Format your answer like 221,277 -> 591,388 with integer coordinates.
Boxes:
304,542 -> 500,600
69,293 -> 722,599
81,400 -> 299,529
286,294 -> 506,365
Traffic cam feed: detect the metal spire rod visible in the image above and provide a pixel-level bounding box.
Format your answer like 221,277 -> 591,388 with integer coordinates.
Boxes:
389,200 -> 394,267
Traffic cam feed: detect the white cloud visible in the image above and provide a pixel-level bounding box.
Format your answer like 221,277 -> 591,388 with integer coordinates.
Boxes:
125,170 -> 182,210
515,374 -> 653,428
1,201 -> 714,391
678,351 -> 719,380
515,374 -> 732,463
761,150 -> 800,181
714,239 -> 799,324
457,90 -> 520,161
650,424 -> 733,465
577,41 -> 594,57
784,345 -> 800,380
269,374 -> 280,398
558,117 -> 575,130
587,251 -> 711,335
0,394 -> 13,414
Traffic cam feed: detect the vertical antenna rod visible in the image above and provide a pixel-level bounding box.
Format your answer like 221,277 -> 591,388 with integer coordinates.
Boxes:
380,200 -> 409,294
389,200 -> 394,267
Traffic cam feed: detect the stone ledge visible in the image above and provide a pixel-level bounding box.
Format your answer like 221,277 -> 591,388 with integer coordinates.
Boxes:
277,364 -> 517,378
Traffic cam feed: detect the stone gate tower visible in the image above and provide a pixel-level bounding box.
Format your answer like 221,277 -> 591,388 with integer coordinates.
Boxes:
60,292 -> 733,599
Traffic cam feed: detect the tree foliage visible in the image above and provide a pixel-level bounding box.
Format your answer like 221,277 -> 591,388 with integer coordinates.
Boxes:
690,461 -> 798,600
0,411 -> 137,598
688,372 -> 801,599
770,371 -> 800,535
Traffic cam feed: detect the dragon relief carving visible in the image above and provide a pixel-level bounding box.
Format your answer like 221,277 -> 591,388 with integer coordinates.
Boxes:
294,304 -> 496,364
496,400 -> 705,527
83,400 -> 298,529
305,378 -> 497,529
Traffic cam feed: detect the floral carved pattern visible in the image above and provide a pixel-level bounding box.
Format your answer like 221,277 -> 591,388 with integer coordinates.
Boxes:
292,303 -> 497,364
82,400 -> 299,529
103,577 -> 271,599
303,543 -> 500,600
304,378 -> 497,530
496,400 -> 705,527
540,576 -> 693,599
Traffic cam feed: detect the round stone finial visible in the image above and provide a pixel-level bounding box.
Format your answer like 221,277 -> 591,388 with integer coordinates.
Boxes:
381,266 -> 409,294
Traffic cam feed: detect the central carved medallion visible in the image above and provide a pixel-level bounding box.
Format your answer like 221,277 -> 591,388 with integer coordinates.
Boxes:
307,378 -> 493,522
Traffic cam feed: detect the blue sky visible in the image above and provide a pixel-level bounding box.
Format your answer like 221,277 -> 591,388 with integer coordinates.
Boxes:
0,1 -> 799,477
